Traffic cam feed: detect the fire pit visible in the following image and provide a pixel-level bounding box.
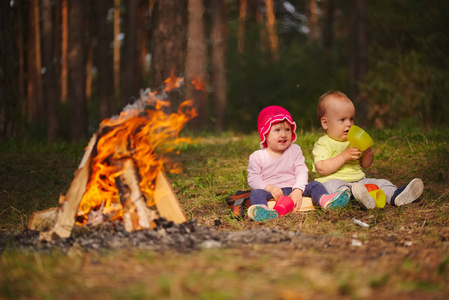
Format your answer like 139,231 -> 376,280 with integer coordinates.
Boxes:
28,75 -> 198,242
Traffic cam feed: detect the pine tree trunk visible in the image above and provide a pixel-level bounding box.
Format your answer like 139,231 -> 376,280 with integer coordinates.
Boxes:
138,0 -> 149,86
265,0 -> 278,60
0,0 -> 19,140
16,0 -> 26,118
306,0 -> 320,45
86,42 -> 94,103
186,0 -> 207,129
122,0 -> 141,106
61,0 -> 68,103
27,0 -> 43,124
322,0 -> 335,57
95,0 -> 114,120
149,0 -> 187,110
349,0 -> 368,124
113,0 -> 121,92
238,0 -> 247,53
211,0 -> 227,132
42,0 -> 60,142
68,0 -> 88,140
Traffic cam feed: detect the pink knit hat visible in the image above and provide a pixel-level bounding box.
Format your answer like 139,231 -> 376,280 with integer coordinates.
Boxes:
258,106 -> 297,148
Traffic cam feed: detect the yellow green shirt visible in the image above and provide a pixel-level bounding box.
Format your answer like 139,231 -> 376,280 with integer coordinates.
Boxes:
312,134 -> 365,183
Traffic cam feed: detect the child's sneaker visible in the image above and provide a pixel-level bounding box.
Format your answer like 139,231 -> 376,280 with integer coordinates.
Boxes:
352,182 -> 376,209
391,178 -> 424,206
247,205 -> 279,221
319,189 -> 351,209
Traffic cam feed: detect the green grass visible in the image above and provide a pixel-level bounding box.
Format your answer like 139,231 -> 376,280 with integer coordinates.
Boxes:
1,128 -> 449,299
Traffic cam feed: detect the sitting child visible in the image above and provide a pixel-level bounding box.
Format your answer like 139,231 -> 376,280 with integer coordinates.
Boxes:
247,105 -> 351,222
312,90 -> 424,209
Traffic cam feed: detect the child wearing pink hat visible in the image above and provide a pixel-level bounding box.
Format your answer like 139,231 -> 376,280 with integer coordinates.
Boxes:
247,106 -> 351,222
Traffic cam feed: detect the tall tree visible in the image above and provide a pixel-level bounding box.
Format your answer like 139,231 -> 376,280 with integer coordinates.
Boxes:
265,0 -> 278,60
322,0 -> 336,57
42,0 -> 59,142
122,0 -> 142,106
210,0 -> 227,132
238,0 -> 247,53
113,0 -> 121,92
0,0 -> 19,140
186,0 -> 208,129
306,0 -> 320,45
16,0 -> 26,117
349,0 -> 368,123
68,0 -> 88,140
27,0 -> 43,124
149,0 -> 187,105
138,0 -> 149,88
61,0 -> 68,103
95,0 -> 114,120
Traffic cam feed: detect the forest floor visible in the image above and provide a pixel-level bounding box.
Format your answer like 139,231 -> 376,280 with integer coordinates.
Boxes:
1,128 -> 449,299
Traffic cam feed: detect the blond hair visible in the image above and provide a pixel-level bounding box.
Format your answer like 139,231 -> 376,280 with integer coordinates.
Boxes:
317,90 -> 351,121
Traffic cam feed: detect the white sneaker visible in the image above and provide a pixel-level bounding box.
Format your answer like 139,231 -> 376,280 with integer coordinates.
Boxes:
247,205 -> 279,222
393,178 -> 424,206
352,182 -> 376,209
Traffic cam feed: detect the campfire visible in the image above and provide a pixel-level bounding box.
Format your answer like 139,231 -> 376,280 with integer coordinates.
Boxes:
29,75 -> 198,242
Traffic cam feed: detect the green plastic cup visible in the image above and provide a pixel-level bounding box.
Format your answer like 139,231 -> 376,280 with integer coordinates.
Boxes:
347,125 -> 373,151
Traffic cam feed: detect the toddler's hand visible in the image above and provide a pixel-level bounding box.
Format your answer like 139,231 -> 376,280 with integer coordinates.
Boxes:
291,195 -> 303,212
289,189 -> 303,212
341,146 -> 362,161
265,185 -> 283,200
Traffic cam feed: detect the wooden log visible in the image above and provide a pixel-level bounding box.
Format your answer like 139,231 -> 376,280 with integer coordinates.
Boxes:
28,207 -> 58,231
116,159 -> 156,232
154,170 -> 187,223
38,134 -> 97,241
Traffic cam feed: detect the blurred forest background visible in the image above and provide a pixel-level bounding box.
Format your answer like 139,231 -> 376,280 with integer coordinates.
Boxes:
0,0 -> 448,142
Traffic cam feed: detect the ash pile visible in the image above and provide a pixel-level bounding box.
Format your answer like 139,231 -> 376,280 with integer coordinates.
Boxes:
0,219 -> 307,254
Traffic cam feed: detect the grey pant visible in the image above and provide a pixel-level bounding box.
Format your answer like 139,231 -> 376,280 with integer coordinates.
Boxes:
323,178 -> 397,205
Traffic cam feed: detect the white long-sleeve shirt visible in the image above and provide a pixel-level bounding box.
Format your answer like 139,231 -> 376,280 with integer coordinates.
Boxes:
247,144 -> 309,192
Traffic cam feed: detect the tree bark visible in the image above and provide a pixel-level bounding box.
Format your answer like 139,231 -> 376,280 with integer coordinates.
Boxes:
61,0 -> 68,103
68,0 -> 88,140
0,0 -> 19,140
27,0 -> 43,124
265,0 -> 278,61
349,0 -> 368,124
42,0 -> 60,142
16,0 -> 26,119
113,0 -> 121,92
322,0 -> 335,57
122,0 -> 142,106
238,0 -> 247,53
185,0 -> 207,129
211,0 -> 227,132
95,0 -> 114,120
306,0 -> 321,45
149,0 -> 187,111
138,0 -> 149,87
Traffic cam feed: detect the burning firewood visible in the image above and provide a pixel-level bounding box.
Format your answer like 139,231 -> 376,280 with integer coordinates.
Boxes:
38,134 -> 97,241
115,158 -> 156,232
30,80 -> 197,241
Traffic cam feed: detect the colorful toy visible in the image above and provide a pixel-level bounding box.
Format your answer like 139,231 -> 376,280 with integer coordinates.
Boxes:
365,184 -> 386,208
347,125 -> 373,151
273,196 -> 294,216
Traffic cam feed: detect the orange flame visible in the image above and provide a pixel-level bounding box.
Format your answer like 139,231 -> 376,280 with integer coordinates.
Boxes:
78,96 -> 197,223
164,68 -> 184,92
190,76 -> 207,91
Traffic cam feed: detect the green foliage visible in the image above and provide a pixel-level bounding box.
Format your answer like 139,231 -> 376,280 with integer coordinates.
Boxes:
225,21 -> 347,133
223,0 -> 449,133
1,128 -> 449,298
360,0 -> 449,128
